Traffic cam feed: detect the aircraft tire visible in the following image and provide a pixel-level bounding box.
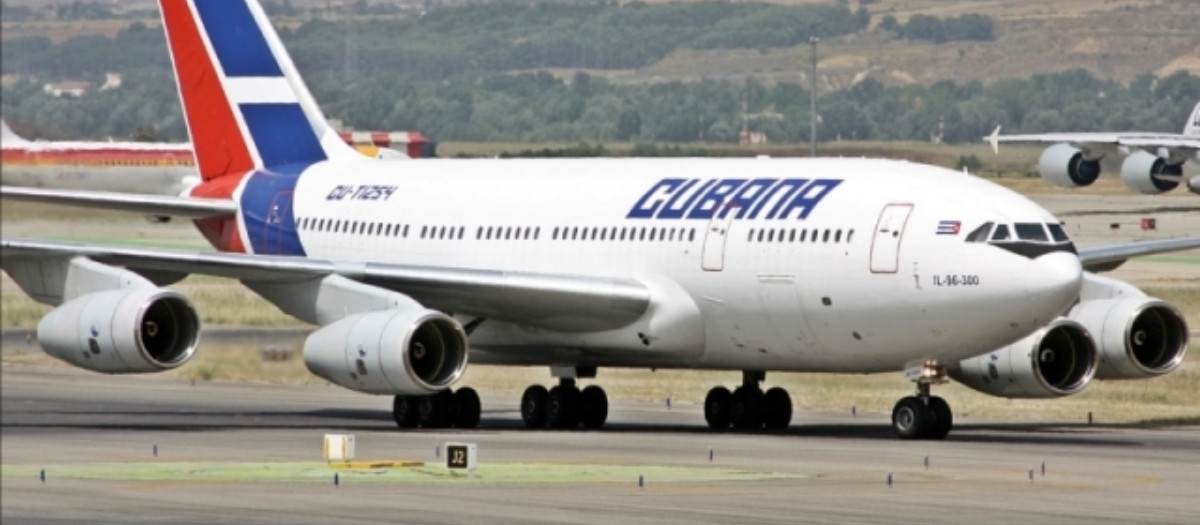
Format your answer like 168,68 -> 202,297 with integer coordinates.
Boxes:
704,387 -> 733,429
546,385 -> 581,428
392,395 -> 420,428
521,385 -> 549,428
731,386 -> 765,429
453,387 -> 482,429
763,387 -> 792,430
579,385 -> 609,429
926,396 -> 953,440
891,396 -> 929,440
419,390 -> 455,429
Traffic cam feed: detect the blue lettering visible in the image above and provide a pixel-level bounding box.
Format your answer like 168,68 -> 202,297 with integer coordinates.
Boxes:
658,179 -> 712,219
761,179 -> 810,219
687,178 -> 746,219
724,178 -> 778,219
627,178 -> 686,218
773,179 -> 842,220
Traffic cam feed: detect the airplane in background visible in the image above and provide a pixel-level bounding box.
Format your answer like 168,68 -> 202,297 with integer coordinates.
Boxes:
2,118 -> 428,196
1,0 -> 1195,440
986,102 -> 1200,195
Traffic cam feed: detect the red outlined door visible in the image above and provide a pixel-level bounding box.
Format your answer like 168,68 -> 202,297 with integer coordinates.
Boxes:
869,203 -> 913,273
701,203 -> 739,271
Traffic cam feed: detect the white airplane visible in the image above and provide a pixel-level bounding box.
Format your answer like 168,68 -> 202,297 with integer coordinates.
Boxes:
2,0 -> 1196,440
985,102 -> 1200,195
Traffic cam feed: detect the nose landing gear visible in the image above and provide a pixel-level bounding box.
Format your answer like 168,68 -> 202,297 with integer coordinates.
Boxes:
892,360 -> 953,440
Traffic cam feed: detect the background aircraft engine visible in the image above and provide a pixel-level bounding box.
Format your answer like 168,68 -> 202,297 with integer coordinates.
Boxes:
303,308 -> 468,395
1038,143 -> 1102,188
37,288 -> 200,373
1068,297 -> 1188,379
950,318 -> 1097,398
1119,150 -> 1182,194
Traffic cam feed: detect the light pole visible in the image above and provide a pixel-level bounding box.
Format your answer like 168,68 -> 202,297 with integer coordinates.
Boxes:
809,23 -> 819,157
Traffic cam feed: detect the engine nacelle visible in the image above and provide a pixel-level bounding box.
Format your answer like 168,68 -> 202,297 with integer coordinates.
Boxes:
37,288 -> 201,373
304,307 -> 469,395
950,318 -> 1097,399
1068,297 -> 1188,379
1038,143 -> 1101,188
1120,150 -> 1182,194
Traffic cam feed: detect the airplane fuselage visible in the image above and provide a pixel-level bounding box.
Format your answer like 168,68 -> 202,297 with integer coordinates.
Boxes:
206,157 -> 1083,374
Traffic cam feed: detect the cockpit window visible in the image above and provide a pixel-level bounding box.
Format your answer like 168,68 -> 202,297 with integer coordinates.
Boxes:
1015,223 -> 1049,242
1046,223 -> 1069,243
991,224 -> 1011,242
965,222 -> 993,243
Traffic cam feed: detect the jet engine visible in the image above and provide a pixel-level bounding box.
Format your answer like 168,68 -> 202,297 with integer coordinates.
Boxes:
1038,143 -> 1102,188
37,288 -> 201,373
1068,296 -> 1188,379
304,307 -> 469,395
1119,150 -> 1183,194
950,318 -> 1097,399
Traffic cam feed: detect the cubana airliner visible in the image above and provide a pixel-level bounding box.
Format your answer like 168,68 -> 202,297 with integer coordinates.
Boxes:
1,0 -> 1195,439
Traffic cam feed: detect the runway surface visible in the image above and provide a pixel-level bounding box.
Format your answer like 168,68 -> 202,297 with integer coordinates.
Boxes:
3,365 -> 1199,525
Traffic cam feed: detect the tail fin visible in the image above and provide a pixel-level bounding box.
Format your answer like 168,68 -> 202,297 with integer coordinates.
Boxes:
158,0 -> 357,181
1,118 -> 28,145
1185,102 -> 1200,137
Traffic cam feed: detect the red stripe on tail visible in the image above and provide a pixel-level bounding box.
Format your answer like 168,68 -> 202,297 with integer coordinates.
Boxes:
161,0 -> 253,181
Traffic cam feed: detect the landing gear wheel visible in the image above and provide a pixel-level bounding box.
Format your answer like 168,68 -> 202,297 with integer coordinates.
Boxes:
546,385 -> 580,428
392,395 -> 419,428
925,396 -> 952,440
521,385 -> 548,428
762,387 -> 792,430
731,387 -> 765,429
419,390 -> 455,428
704,386 -> 733,429
452,387 -> 482,429
579,385 -> 609,429
892,396 -> 928,440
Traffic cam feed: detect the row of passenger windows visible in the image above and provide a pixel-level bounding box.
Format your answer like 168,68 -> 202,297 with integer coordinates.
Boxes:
748,228 -> 854,244
53,159 -> 195,167
295,216 -> 702,243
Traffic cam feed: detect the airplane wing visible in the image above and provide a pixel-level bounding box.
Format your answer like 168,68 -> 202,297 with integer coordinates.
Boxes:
1,186 -> 234,219
0,237 -> 649,333
1077,237 -> 1200,273
985,127 -> 1200,155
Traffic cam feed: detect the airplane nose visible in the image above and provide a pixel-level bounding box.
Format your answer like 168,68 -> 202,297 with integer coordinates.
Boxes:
1024,251 -> 1083,312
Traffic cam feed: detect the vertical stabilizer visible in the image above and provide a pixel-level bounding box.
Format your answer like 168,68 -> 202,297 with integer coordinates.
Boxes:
1,118 -> 28,145
158,0 -> 358,181
1184,102 -> 1200,137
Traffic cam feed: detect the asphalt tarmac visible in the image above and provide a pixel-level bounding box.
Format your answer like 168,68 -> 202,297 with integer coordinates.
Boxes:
3,366 -> 1199,525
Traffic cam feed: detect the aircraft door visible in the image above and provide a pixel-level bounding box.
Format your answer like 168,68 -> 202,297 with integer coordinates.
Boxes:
262,190 -> 296,255
701,203 -> 739,271
869,203 -> 913,273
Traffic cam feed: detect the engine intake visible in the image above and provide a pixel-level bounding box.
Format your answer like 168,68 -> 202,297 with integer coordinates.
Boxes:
950,318 -> 1097,398
1038,143 -> 1101,188
1069,297 -> 1188,379
38,289 -> 201,373
304,307 -> 469,395
1120,150 -> 1182,194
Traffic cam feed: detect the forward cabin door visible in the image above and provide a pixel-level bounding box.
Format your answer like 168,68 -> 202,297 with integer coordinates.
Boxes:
701,203 -> 739,271
869,203 -> 913,273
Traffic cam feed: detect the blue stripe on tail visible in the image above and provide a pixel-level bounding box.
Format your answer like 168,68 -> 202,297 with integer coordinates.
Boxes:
240,103 -> 327,167
194,0 -> 282,78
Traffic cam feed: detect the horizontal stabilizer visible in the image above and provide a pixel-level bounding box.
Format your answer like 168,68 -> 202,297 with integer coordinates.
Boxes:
1,186 -> 237,219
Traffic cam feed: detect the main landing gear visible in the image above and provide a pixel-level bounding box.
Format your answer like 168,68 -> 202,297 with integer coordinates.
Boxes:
704,371 -> 793,430
891,360 -> 953,440
392,387 -> 482,429
520,366 -> 609,429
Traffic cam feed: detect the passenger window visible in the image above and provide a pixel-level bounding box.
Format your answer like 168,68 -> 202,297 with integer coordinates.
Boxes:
403,225 -> 409,238
788,230 -> 796,242
690,229 -> 696,242
1047,223 -> 1069,243
991,224 -> 1011,241
965,222 -> 993,243
847,229 -> 854,243
823,229 -> 830,243
748,229 -> 755,242
1015,223 -> 1048,242
835,229 -> 842,243
757,230 -> 765,242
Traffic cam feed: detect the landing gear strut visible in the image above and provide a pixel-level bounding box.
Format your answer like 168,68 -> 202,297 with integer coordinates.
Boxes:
892,360 -> 953,440
704,371 -> 792,431
391,387 -> 482,429
521,368 -> 609,429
